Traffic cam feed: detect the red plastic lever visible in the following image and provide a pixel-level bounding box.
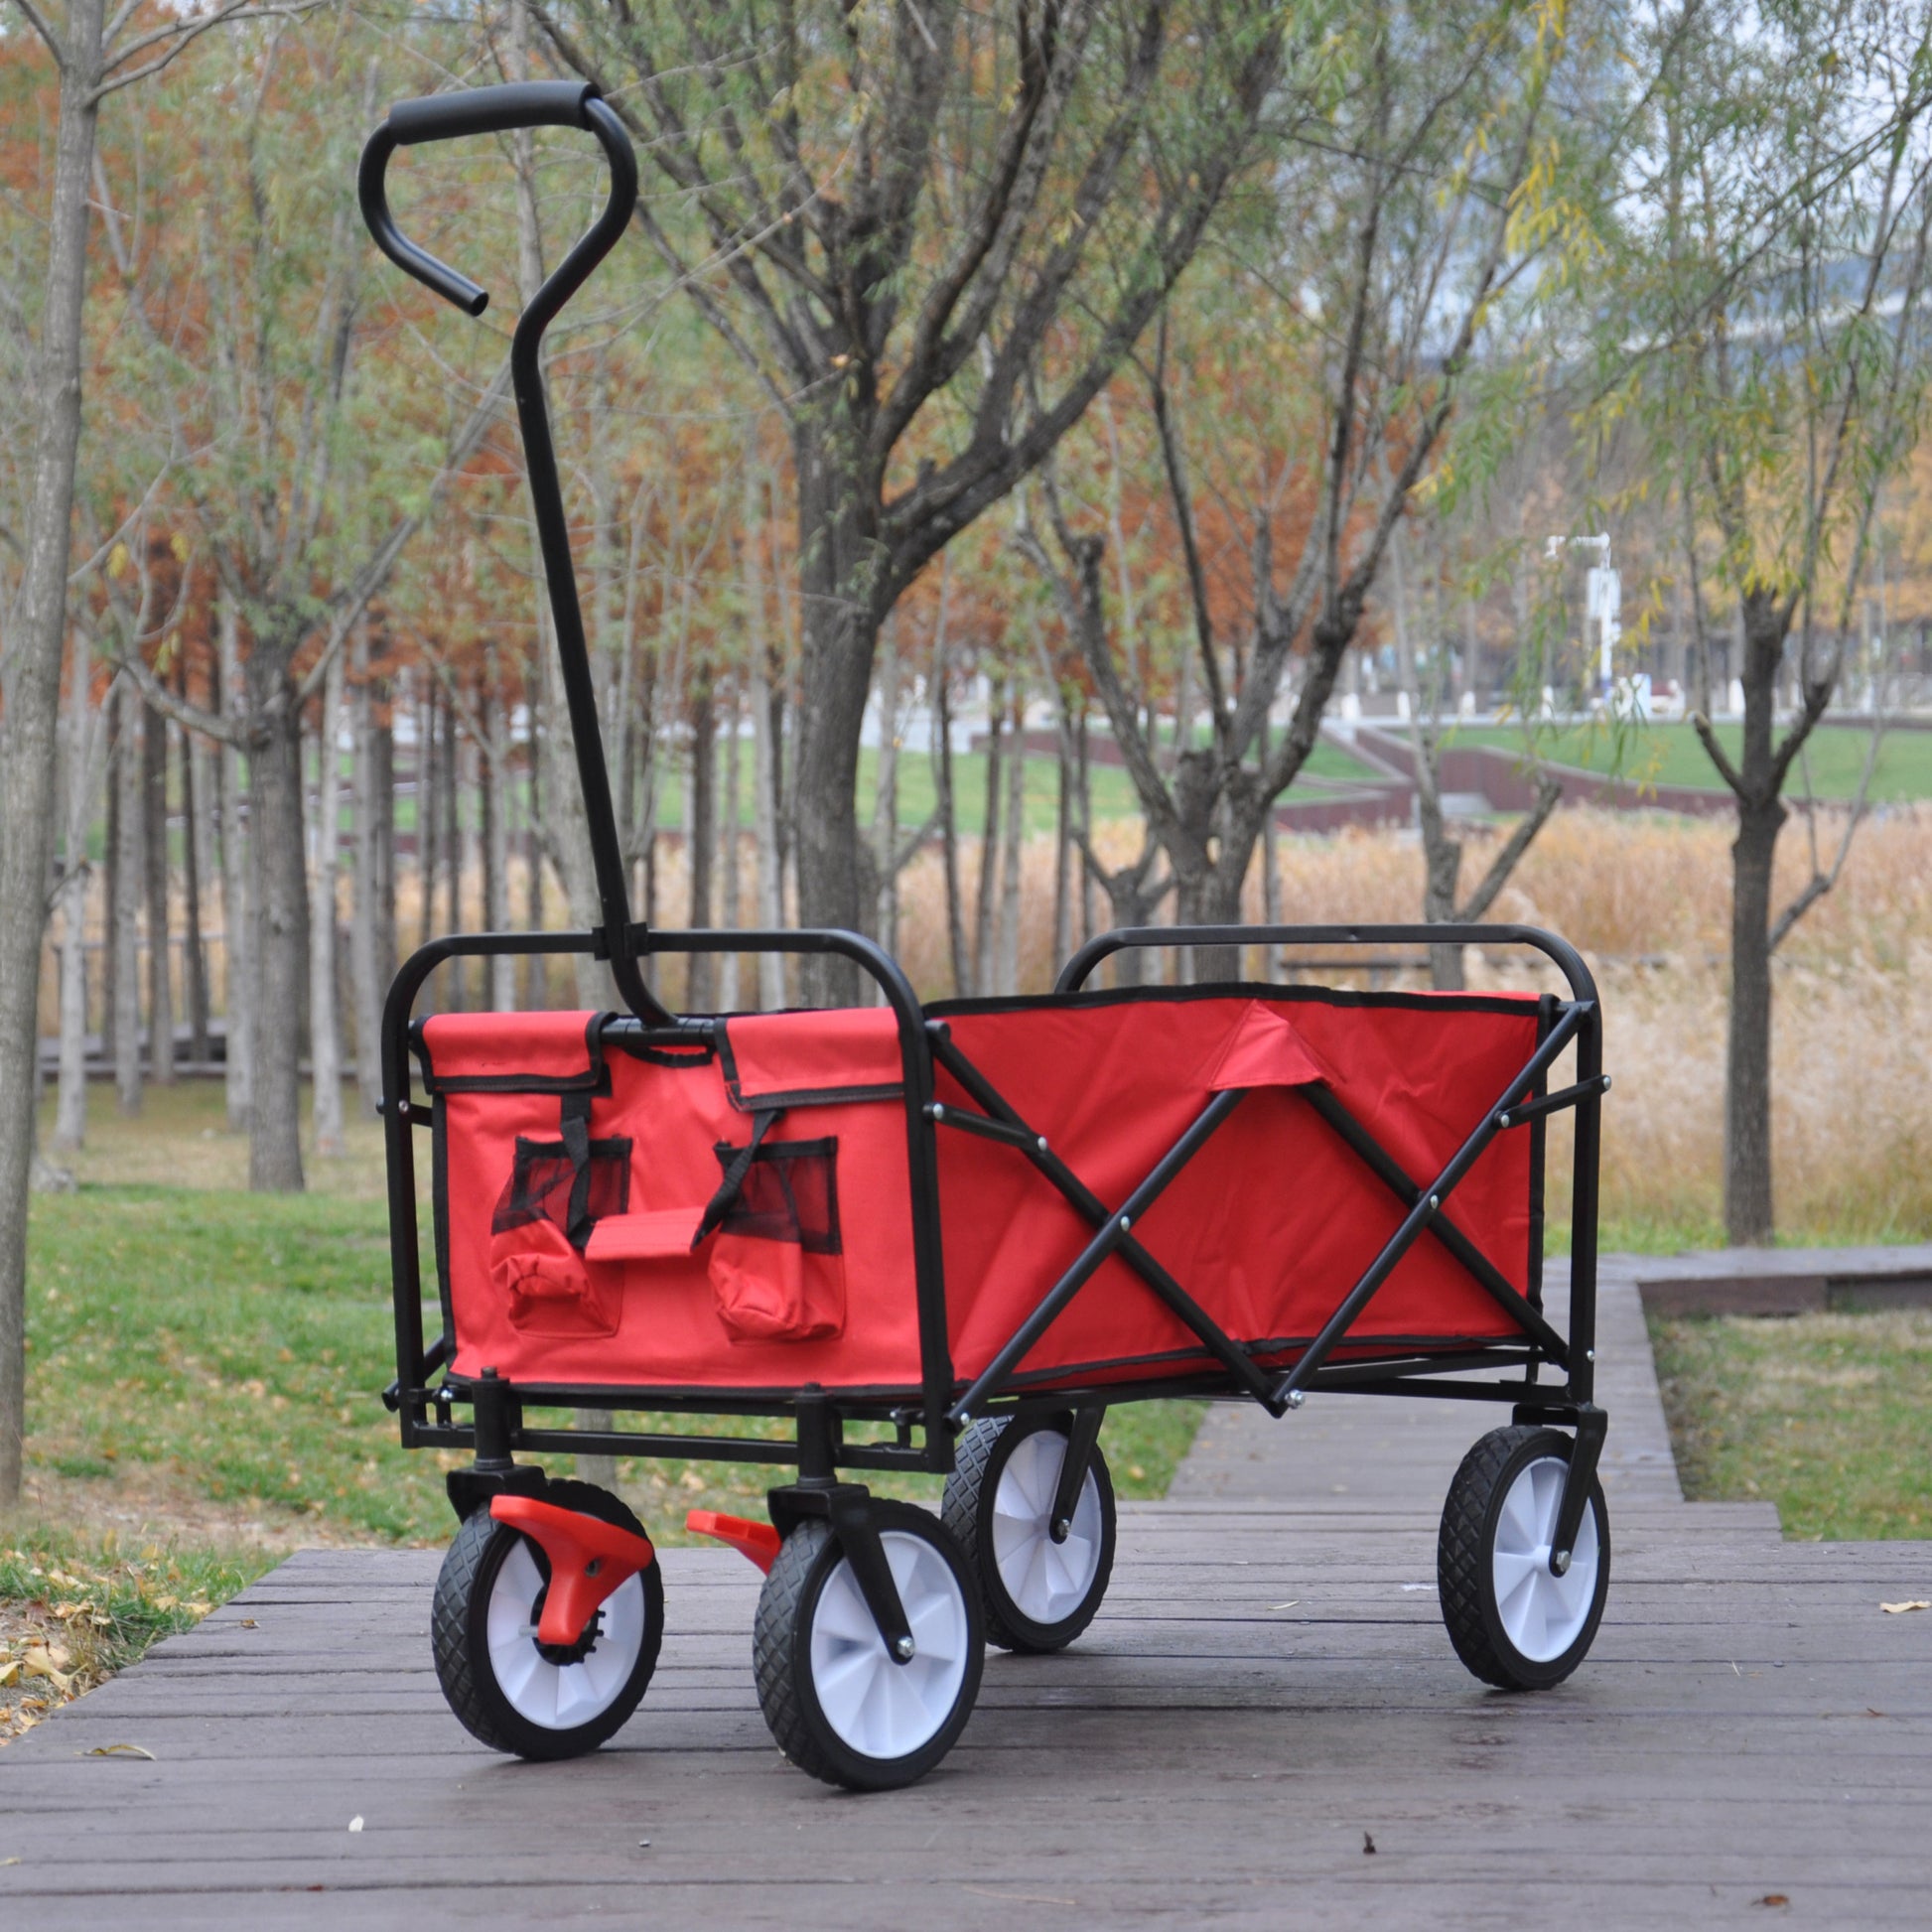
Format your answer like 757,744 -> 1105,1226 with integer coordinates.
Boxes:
490,1495 -> 656,1647
685,1509 -> 782,1574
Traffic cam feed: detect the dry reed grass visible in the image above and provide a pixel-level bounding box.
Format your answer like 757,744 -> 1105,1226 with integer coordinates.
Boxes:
42,806 -> 1932,1245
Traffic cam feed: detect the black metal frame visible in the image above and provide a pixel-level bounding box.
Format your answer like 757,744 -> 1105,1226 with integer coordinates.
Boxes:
359,85 -> 1610,1590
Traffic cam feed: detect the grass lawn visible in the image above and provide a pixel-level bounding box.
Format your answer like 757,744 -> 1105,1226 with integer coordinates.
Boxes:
1650,1310 -> 1932,1539
4,1082 -> 1205,1731
1449,721 -> 1932,802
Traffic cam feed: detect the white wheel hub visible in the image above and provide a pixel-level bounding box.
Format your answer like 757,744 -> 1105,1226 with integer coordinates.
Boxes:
808,1531 -> 969,1760
485,1535 -> 648,1730
1490,1455 -> 1599,1664
991,1429 -> 1104,1627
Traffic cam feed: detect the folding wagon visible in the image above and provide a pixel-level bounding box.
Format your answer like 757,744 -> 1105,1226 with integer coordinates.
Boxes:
360,83 -> 1615,1790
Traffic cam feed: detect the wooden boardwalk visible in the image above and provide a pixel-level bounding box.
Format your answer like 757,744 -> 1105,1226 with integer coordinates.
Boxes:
5,1263 -> 1931,1926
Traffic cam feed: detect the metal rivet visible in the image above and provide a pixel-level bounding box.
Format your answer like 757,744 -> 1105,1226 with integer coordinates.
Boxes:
931,1103 -> 945,1121
1037,1136 -> 1048,1153
1585,1349 -> 1595,1362
893,1635 -> 915,1661
1286,1390 -> 1305,1410
1427,1194 -> 1439,1210
1119,1214 -> 1131,1231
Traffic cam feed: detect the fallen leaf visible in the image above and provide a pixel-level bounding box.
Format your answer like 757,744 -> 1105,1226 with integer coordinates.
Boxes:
1751,1894 -> 1789,1908
348,1816 -> 364,1834
83,1743 -> 155,1760
1879,1600 -> 1929,1614
1269,1600 -> 1301,1611
22,1648 -> 71,1695
183,1601 -> 212,1617
0,1661 -> 18,1689
0,1857 -> 19,1867
1362,1832 -> 1377,1856
239,1619 -> 258,1630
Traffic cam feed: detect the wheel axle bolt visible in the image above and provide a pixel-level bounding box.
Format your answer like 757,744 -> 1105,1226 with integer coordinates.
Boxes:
1051,1517 -> 1071,1543
1285,1390 -> 1305,1410
1552,1550 -> 1571,1576
893,1635 -> 915,1662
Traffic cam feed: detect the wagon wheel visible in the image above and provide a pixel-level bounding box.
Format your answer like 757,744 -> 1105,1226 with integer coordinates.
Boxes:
432,1478 -> 664,1760
1438,1426 -> 1610,1692
754,1502 -> 982,1791
942,1414 -> 1117,1653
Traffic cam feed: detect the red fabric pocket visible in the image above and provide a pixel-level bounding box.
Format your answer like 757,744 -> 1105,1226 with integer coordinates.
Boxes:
490,1218 -> 619,1338
708,1233 -> 844,1343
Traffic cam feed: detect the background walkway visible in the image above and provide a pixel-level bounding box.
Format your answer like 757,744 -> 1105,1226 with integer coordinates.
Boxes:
3,1262 -> 1930,1926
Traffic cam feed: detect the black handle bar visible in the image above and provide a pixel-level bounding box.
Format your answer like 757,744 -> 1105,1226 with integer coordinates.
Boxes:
358,86 -> 671,1026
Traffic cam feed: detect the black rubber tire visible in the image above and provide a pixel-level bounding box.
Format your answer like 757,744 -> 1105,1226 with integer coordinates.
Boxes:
1438,1426 -> 1610,1692
942,1414 -> 1117,1653
432,1478 -> 664,1760
754,1501 -> 983,1791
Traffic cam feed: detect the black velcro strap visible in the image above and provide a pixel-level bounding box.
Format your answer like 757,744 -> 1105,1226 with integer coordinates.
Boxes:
560,1088 -> 596,1249
691,1109 -> 781,1250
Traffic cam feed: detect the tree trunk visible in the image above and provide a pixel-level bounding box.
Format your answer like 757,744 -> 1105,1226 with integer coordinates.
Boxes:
417,675 -> 439,959
934,661 -> 969,1000
0,0 -> 108,1503
246,651 -> 307,1194
1725,799 -> 1782,1243
483,649 -> 512,1010
310,648 -> 345,1158
871,623 -> 901,961
719,685 -> 742,1011
349,628 -> 383,1113
524,696 -> 548,1010
179,660 -> 209,1062
686,679 -> 716,1011
53,620 -> 99,1155
789,421 -> 881,1004
217,598 -> 254,1133
750,643 -> 785,1011
113,679 -> 143,1117
974,688 -> 1004,998
143,694 -> 175,1085
442,694 -> 465,1012
998,688 -> 1025,995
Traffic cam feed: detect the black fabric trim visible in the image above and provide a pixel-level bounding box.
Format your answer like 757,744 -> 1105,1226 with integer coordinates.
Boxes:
714,1020 -> 903,1113
928,980 -> 1545,1022
431,1097 -> 455,1353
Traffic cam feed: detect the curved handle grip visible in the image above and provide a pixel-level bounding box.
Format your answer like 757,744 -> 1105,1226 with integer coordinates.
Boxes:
356,81 -> 609,316
389,79 -> 598,147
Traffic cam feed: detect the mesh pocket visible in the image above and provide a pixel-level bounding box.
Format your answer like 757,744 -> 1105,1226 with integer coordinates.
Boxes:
491,1136 -> 631,1247
709,1138 -> 840,1255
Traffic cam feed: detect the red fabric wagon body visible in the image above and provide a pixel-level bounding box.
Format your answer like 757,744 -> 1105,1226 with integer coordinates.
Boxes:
421,984 -> 1543,1400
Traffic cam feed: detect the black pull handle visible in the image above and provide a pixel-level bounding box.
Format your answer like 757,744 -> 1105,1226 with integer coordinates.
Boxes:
388,79 -> 599,147
357,81 -> 607,317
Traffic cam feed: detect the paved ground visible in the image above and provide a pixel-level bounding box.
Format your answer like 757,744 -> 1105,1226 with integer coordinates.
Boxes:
4,1262 -> 1930,1927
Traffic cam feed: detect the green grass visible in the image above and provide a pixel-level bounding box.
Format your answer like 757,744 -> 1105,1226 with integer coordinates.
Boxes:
0,1532 -> 273,1741
1650,1310 -> 1932,1539
1449,721 -> 1932,802
19,1184 -> 1204,1555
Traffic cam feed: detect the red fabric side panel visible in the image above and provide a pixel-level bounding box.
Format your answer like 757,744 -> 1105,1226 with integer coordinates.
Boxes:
435,1018 -> 919,1390
722,1008 -> 904,1104
422,1010 -> 599,1084
935,996 -> 1536,1385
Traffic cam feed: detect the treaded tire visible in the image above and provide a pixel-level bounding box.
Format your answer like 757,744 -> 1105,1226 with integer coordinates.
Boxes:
1439,1425 -> 1610,1692
432,1479 -> 663,1760
942,1414 -> 1116,1653
754,1502 -> 982,1791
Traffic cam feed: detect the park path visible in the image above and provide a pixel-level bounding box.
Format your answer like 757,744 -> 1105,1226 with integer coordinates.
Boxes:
3,1258 -> 1931,1927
